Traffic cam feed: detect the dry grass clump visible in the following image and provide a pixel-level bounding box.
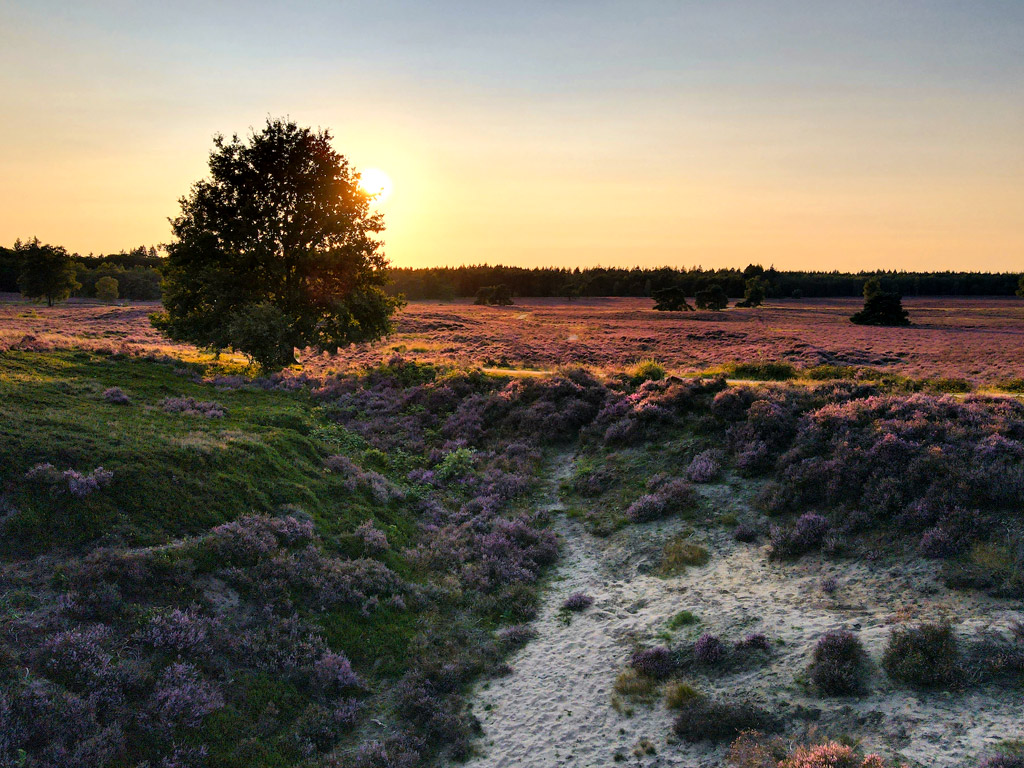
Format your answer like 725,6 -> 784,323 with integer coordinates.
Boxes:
664,680 -> 702,709
613,668 -> 659,700
659,536 -> 710,576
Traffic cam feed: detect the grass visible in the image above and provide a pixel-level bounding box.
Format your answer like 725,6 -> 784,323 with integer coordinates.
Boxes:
0,350 -> 411,554
0,349 -> 551,767
668,610 -> 700,630
658,536 -> 710,576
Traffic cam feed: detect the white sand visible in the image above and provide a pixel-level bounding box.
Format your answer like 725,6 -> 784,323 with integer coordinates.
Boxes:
459,457 -> 1024,768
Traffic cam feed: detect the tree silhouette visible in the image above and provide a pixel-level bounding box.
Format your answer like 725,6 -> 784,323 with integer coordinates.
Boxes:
735,276 -> 767,308
16,238 -> 80,306
695,283 -> 728,311
850,277 -> 910,326
652,286 -> 693,311
152,118 -> 402,370
474,284 -> 514,306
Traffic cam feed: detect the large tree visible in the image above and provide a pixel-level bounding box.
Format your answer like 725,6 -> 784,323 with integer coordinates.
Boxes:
16,238 -> 80,306
152,118 -> 403,369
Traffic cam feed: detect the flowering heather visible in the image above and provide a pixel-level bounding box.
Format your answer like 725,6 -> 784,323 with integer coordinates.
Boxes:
160,396 -> 226,418
979,756 -> 1024,768
693,633 -> 726,665
770,513 -> 830,559
630,646 -> 674,679
102,386 -> 130,404
561,592 -> 594,612
687,449 -> 723,483
313,651 -> 361,691
625,478 -> 697,523
9,297 -> 1024,383
354,520 -> 390,553
139,609 -> 211,655
149,662 -> 224,728
497,624 -> 536,649
325,454 -> 401,503
808,630 -> 868,695
24,463 -> 114,497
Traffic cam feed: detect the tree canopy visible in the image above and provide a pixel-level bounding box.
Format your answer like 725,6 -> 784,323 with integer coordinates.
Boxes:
16,238 -> 80,306
152,118 -> 402,369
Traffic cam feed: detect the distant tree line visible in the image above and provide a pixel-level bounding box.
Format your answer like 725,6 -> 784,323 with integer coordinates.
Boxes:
0,242 -> 163,301
387,264 -> 1023,300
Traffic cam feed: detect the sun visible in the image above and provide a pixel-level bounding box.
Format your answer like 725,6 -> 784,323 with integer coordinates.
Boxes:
358,167 -> 393,202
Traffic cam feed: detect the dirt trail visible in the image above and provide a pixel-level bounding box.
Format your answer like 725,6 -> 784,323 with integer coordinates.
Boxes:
460,461 -> 1024,768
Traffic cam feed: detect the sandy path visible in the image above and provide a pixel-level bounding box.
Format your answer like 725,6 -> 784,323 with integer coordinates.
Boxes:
460,462 -> 1024,768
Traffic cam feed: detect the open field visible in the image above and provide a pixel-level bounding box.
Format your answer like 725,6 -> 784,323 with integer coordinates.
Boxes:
4,295 -> 1024,384
1,302 -> 1022,768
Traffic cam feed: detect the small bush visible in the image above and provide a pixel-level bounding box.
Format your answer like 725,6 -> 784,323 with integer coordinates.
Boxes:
882,622 -> 961,688
770,513 -> 829,559
686,449 -> 723,483
808,630 -> 868,695
102,386 -> 130,404
672,697 -> 778,742
630,646 -> 674,679
561,592 -> 594,612
693,633 -> 725,665
734,523 -> 759,543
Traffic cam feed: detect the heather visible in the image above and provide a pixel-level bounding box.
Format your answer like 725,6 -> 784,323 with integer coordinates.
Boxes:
0,350 -> 600,766
4,317 -> 1024,765
8,296 -> 1024,385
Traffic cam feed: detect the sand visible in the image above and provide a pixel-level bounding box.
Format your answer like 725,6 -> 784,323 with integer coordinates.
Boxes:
458,456 -> 1024,768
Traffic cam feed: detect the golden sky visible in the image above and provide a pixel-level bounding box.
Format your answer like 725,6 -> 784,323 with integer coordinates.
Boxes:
1,1 -> 1022,271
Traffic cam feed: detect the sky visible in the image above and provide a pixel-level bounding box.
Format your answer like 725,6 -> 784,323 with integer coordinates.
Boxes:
1,1 -> 1022,271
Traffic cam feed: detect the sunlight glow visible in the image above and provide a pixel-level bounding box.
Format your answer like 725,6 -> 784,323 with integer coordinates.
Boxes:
358,167 -> 393,203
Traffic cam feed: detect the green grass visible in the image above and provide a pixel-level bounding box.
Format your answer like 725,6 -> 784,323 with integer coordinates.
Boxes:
722,361 -> 797,381
668,610 -> 700,630
0,350 -> 405,554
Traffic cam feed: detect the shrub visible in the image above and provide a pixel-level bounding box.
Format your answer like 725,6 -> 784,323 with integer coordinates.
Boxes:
102,386 -> 130,404
693,633 -> 725,665
979,756 -> 1024,768
770,513 -> 829,559
497,625 -> 536,650
734,523 -> 759,543
95,276 -> 119,302
672,697 -> 777,742
629,646 -> 674,679
882,622 -> 961,688
808,630 -> 868,695
149,662 -> 224,728
561,592 -> 593,612
625,478 -> 697,523
313,651 -> 361,692
686,449 -> 722,483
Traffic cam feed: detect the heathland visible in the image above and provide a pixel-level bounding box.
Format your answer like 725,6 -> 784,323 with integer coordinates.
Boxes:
1,293 -> 1022,768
